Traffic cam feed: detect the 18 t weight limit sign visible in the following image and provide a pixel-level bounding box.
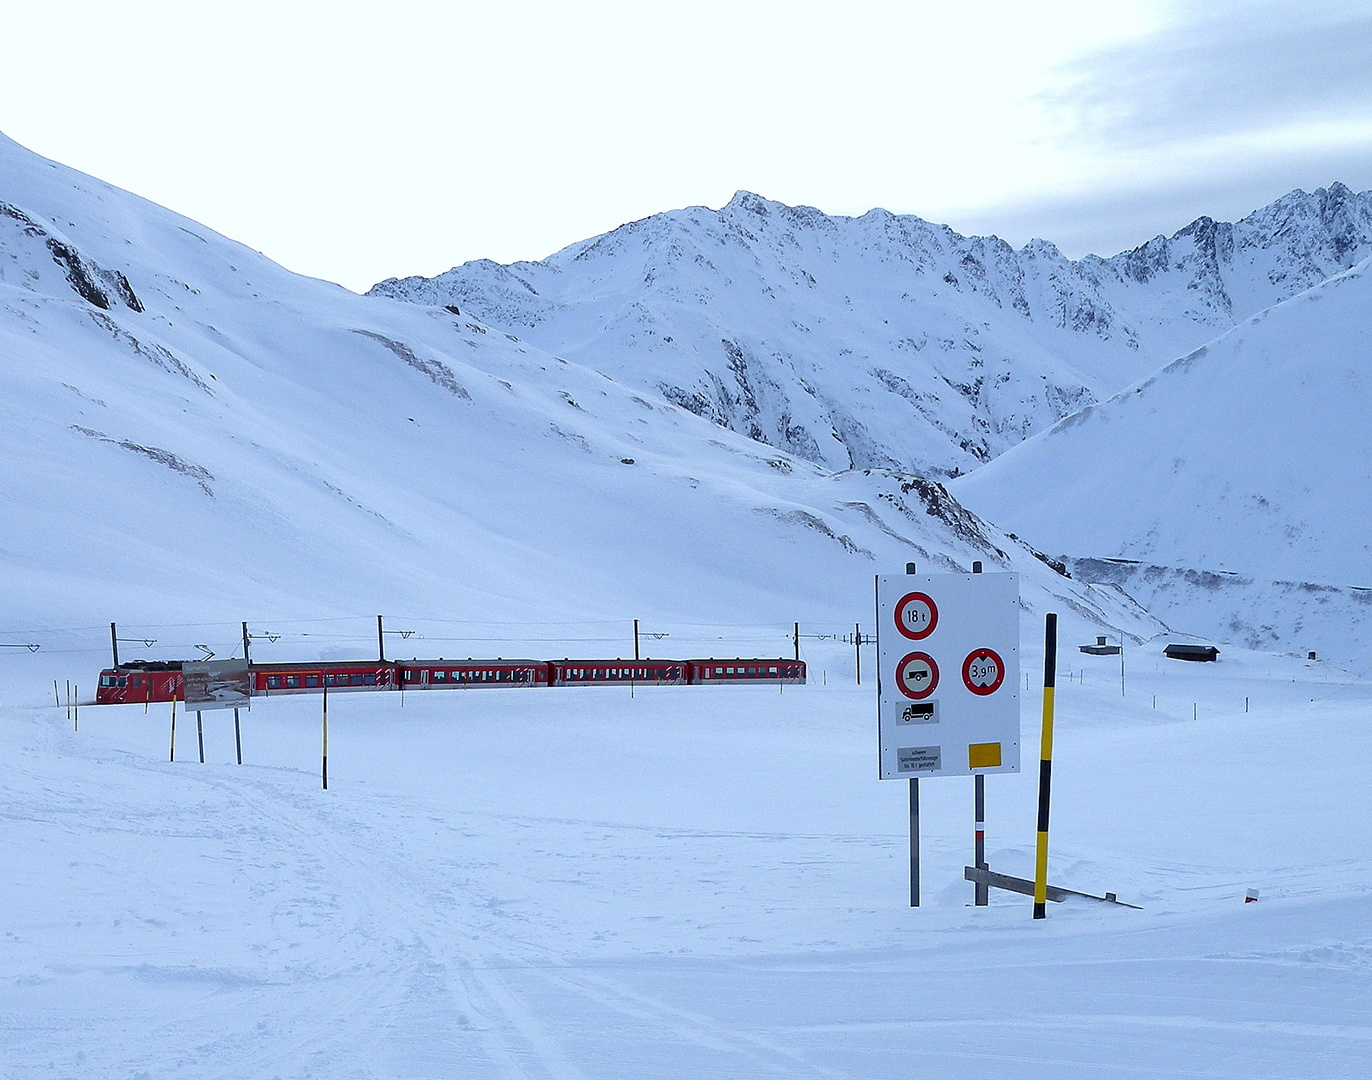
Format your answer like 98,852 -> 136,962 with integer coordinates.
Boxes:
894,592 -> 938,640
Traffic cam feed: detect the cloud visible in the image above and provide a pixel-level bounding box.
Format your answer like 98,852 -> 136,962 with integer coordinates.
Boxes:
1047,1 -> 1372,149
934,2 -> 1372,259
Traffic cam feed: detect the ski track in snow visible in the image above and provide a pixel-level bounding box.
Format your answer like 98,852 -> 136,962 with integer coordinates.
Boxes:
3,644 -> 1371,1079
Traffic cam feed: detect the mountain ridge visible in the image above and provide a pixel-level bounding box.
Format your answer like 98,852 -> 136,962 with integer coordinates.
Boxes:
371,183 -> 1372,479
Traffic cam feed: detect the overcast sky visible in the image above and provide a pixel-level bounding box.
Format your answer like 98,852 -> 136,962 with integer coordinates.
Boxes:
5,0 -> 1371,291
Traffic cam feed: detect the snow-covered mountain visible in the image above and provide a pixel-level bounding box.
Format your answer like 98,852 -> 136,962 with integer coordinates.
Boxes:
370,186 -> 1372,480
0,131 -> 1154,665
949,261 -> 1372,663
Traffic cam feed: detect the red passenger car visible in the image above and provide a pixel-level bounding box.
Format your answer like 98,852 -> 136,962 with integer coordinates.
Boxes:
96,662 -> 184,704
398,659 -> 549,689
549,660 -> 687,686
687,659 -> 806,684
252,660 -> 398,694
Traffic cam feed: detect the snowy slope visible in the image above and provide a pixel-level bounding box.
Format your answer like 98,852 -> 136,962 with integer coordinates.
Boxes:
0,131 -> 1153,661
370,186 -> 1372,479
950,263 -> 1372,658
3,133 -> 1370,1080
4,640 -> 1369,1077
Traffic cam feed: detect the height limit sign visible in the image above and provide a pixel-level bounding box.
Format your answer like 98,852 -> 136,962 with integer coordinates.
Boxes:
877,572 -> 1020,779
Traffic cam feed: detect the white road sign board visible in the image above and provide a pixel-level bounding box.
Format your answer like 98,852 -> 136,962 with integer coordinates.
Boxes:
876,572 -> 1019,779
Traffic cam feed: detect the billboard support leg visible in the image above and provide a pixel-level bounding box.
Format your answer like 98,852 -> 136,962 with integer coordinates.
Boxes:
234,707 -> 242,765
196,711 -> 204,764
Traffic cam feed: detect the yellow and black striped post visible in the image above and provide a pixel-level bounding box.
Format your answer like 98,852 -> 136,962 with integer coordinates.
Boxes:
1033,613 -> 1058,919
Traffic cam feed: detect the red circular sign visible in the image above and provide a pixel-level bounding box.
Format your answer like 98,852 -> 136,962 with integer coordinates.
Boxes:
894,592 -> 938,640
962,648 -> 1005,696
896,651 -> 939,699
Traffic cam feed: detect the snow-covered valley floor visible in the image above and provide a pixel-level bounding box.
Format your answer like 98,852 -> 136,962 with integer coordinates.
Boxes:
3,642 -> 1369,1078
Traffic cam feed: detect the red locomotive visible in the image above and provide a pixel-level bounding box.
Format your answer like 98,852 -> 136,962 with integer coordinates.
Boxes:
96,656 -> 804,704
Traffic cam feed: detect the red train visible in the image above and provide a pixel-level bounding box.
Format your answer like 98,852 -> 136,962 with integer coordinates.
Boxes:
95,657 -> 805,704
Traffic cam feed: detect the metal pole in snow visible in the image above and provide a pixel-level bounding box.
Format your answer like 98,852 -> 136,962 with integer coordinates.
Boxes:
196,711 -> 205,764
169,694 -> 177,762
974,773 -> 988,905
971,558 -> 987,905
234,707 -> 242,765
899,561 -> 921,906
322,682 -> 329,790
855,623 -> 861,685
909,777 -> 921,907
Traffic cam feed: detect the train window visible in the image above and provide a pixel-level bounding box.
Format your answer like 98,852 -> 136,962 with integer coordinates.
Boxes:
284,675 -> 298,688
348,674 -> 364,686
405,669 -> 418,681
364,673 -> 377,685
267,676 -> 282,689
769,667 -> 778,674
306,674 -> 320,687
433,670 -> 446,682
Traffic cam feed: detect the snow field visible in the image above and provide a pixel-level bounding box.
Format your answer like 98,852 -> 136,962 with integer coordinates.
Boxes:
2,638 -> 1368,1078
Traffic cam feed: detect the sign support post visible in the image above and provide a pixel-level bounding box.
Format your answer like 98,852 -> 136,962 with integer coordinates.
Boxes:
974,773 -> 988,905
1033,613 -> 1058,920
909,777 -> 920,907
196,711 -> 205,764
233,707 -> 242,765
